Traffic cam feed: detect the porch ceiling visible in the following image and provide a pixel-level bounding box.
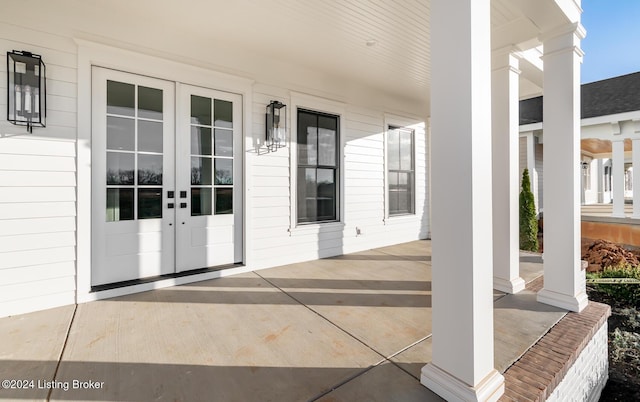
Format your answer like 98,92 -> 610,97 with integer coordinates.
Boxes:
581,138 -> 632,156
3,0 -> 577,114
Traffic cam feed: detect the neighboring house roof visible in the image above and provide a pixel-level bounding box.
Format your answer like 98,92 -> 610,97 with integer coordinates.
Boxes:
519,71 -> 640,125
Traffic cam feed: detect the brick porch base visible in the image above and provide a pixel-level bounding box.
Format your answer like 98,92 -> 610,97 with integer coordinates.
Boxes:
499,283 -> 611,402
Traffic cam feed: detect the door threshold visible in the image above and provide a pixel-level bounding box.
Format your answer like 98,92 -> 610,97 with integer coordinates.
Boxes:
91,263 -> 244,293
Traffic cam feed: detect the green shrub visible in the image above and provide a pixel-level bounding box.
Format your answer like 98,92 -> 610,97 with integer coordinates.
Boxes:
519,168 -> 539,252
590,264 -> 640,307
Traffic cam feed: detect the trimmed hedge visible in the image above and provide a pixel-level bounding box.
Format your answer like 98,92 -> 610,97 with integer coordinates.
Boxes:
519,168 -> 539,252
588,265 -> 640,307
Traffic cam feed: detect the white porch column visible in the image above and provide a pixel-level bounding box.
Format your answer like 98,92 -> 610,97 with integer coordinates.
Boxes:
525,132 -> 540,213
492,50 -> 525,294
597,159 -> 605,203
538,24 -> 588,312
421,0 -> 505,401
633,135 -> 640,218
612,138 -> 625,217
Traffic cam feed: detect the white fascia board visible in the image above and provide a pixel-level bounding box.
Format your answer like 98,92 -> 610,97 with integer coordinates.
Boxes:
519,122 -> 543,132
581,111 -> 640,127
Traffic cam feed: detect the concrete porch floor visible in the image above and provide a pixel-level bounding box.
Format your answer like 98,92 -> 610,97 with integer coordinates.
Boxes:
0,240 -> 569,401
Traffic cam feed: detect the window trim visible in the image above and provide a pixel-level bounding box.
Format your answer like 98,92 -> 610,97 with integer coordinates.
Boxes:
289,92 -> 346,230
383,114 -> 421,221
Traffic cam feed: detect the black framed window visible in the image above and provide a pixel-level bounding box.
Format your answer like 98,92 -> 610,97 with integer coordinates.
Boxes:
387,126 -> 414,216
297,109 -> 339,223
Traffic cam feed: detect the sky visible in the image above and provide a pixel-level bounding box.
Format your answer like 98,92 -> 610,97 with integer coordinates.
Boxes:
581,0 -> 640,83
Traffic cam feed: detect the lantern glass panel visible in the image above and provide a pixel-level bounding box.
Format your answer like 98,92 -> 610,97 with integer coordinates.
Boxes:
266,101 -> 287,149
7,51 -> 46,129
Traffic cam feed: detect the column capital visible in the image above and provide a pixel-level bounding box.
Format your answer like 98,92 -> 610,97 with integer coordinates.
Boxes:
491,47 -> 521,74
632,119 -> 640,134
540,22 -> 586,60
540,22 -> 587,43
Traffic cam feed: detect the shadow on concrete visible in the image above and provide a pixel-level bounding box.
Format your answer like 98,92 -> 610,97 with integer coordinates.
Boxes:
520,255 -> 543,263
331,254 -> 431,262
114,286 -> 432,307
0,360 -> 374,401
184,277 -> 431,291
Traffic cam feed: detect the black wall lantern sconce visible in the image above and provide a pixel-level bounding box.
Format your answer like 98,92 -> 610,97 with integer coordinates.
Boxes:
265,100 -> 286,151
7,50 -> 46,133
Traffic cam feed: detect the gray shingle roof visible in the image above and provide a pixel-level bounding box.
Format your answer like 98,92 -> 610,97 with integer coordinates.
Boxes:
519,71 -> 640,125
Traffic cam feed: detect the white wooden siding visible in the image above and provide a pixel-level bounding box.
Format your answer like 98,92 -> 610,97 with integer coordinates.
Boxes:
249,88 -> 428,269
0,23 -> 77,317
0,21 -> 429,318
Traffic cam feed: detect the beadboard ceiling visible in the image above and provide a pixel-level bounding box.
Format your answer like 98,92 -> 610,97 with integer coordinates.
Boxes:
3,0 -> 577,113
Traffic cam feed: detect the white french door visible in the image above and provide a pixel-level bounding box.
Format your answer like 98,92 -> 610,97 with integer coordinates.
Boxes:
91,68 -> 242,286
175,84 -> 243,272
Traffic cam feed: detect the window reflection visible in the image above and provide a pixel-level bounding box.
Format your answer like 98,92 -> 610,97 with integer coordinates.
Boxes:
297,110 -> 339,223
107,152 -> 134,185
387,126 -> 415,216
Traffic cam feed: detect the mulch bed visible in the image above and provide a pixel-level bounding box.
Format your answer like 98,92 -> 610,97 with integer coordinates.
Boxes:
579,238 -> 640,401
587,288 -> 640,401
582,239 -> 640,270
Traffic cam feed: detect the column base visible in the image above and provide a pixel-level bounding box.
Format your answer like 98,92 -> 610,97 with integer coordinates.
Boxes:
537,288 -> 588,312
493,276 -> 526,294
421,364 -> 504,402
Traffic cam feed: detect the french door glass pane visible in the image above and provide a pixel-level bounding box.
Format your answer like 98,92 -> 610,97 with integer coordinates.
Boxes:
138,120 -> 163,153
215,188 -> 233,214
214,158 -> 233,185
138,86 -> 163,120
107,116 -> 135,151
191,126 -> 212,155
107,81 -> 135,116
191,95 -> 211,125
191,157 -> 212,185
138,188 -> 162,219
107,152 -> 134,185
138,154 -> 163,185
214,129 -> 233,156
105,80 -> 165,222
214,99 -> 233,128
106,188 -> 134,221
191,188 -> 212,216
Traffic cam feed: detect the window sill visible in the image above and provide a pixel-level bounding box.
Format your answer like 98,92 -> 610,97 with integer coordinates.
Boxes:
384,214 -> 417,224
288,221 -> 345,237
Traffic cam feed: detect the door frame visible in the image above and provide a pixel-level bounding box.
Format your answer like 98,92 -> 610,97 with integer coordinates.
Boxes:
76,40 -> 254,303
